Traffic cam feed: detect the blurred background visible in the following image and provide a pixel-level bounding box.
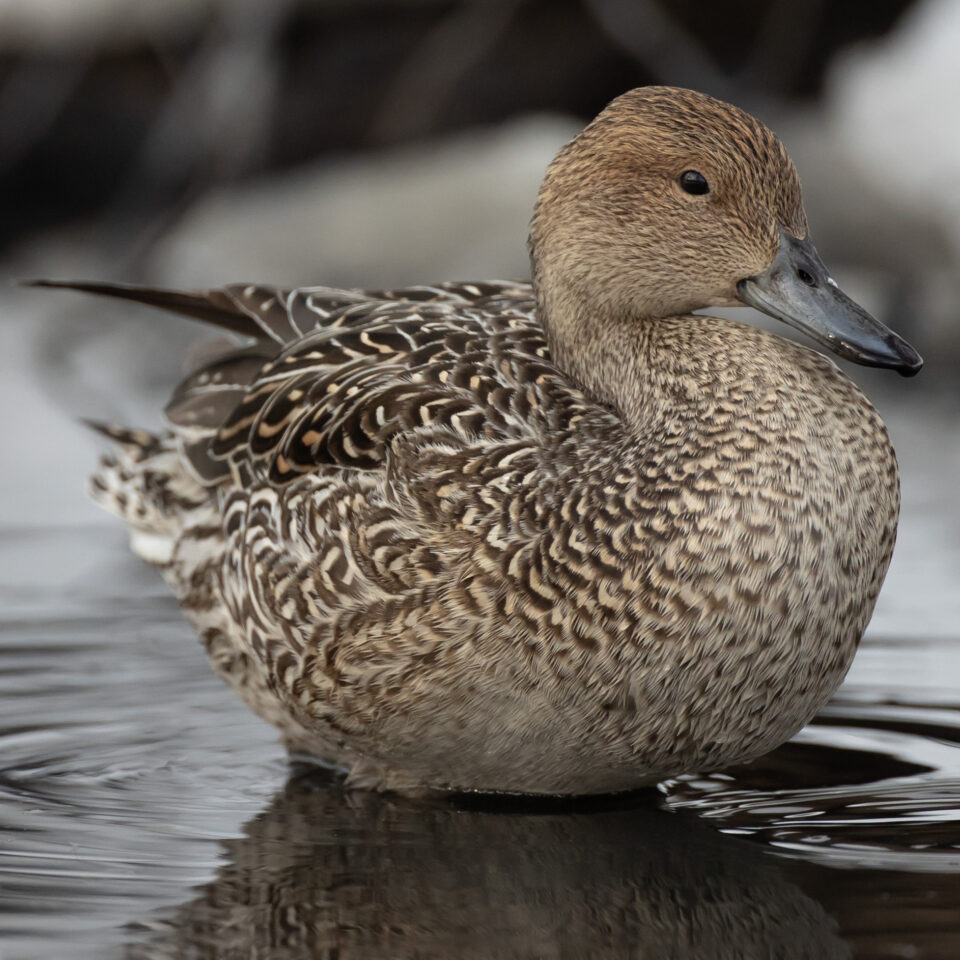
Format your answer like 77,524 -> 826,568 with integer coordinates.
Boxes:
0,0 -> 957,633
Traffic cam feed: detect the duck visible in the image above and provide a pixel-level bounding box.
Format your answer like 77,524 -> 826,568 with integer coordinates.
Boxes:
37,86 -> 922,795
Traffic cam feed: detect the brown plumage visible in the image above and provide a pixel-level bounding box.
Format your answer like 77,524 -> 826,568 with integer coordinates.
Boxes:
44,86 -> 918,794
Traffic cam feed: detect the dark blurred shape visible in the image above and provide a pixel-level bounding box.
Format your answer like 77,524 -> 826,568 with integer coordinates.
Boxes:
0,0 -> 918,256
124,770 -> 851,960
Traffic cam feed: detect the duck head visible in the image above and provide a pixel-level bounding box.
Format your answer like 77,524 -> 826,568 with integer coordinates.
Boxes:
529,86 -> 922,378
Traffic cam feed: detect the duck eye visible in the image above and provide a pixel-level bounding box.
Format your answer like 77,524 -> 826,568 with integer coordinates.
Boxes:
680,170 -> 709,195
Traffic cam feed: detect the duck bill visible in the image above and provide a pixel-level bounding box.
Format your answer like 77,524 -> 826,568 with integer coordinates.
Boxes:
737,233 -> 923,377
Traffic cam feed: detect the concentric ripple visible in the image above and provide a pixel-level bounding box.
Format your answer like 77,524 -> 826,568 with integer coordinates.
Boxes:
662,674 -> 960,870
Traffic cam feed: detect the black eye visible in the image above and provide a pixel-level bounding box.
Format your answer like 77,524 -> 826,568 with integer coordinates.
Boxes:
680,170 -> 709,195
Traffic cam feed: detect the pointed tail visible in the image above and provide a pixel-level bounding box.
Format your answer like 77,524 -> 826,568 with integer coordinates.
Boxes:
23,278 -> 275,340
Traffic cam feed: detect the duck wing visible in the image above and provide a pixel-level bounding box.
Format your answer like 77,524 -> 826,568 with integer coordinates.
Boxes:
37,279 -> 587,484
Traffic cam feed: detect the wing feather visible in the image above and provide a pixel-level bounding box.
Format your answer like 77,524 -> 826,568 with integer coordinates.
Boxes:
38,277 -> 592,486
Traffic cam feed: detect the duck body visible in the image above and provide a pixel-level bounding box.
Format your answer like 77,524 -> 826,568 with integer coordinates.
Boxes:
55,87 -> 917,794
81,282 -> 895,794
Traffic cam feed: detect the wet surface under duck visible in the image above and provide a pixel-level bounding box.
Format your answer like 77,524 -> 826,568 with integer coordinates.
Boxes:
1,522 -> 957,960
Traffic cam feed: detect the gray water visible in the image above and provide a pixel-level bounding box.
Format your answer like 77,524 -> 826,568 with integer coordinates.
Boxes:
1,397 -> 959,958
3,530 -> 959,959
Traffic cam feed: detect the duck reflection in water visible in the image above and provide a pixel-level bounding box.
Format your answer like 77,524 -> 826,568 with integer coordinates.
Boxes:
125,771 -> 848,960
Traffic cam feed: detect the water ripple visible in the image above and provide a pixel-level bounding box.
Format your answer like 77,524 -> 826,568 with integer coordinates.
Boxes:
1,529 -> 959,958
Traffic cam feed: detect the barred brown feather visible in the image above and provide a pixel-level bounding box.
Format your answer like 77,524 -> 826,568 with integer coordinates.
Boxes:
53,87 -> 907,795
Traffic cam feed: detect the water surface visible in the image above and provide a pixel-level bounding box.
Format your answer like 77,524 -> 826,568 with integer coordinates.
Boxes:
2,523 -> 959,959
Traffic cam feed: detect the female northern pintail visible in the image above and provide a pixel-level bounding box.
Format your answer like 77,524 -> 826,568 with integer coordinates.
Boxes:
39,86 -> 921,794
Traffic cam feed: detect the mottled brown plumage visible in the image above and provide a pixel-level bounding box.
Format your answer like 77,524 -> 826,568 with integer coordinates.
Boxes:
58,87 -> 913,794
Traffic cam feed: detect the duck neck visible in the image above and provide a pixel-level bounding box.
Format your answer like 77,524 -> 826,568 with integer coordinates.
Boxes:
535,275 -> 660,431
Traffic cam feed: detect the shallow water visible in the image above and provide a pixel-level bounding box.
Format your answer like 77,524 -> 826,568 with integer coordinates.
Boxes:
1,525 -> 959,959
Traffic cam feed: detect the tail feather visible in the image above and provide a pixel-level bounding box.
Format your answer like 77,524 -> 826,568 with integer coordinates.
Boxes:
85,423 -> 210,565
23,278 -> 276,341
81,419 -> 164,460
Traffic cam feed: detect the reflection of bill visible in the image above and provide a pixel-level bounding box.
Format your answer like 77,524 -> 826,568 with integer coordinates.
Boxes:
126,771 -> 848,960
